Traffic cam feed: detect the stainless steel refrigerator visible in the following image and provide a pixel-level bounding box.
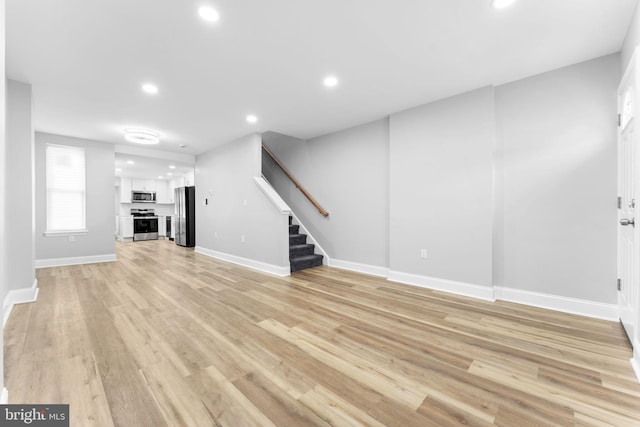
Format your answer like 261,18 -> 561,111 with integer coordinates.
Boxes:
174,186 -> 195,247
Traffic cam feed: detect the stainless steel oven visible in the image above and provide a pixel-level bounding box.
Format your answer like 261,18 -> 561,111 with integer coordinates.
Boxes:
131,208 -> 159,241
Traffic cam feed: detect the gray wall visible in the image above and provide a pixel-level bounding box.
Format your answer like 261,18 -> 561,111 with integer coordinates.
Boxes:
35,133 -> 116,261
263,119 -> 390,268
6,80 -> 35,291
496,54 -> 619,302
1,0 -> 7,396
262,54 -> 618,306
389,87 -> 496,287
195,133 -> 289,268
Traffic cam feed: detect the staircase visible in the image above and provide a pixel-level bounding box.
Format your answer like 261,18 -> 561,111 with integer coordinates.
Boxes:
289,216 -> 323,272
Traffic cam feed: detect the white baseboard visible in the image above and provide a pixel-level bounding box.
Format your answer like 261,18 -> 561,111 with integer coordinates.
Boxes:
632,357 -> 640,384
632,337 -> 640,382
388,270 -> 495,301
329,258 -> 389,278
195,246 -> 290,277
494,286 -> 618,321
35,253 -> 117,268
1,388 -> 7,404
3,278 -> 39,328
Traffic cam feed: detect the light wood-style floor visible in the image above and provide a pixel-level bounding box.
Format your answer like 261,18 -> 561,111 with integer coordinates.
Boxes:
5,240 -> 640,426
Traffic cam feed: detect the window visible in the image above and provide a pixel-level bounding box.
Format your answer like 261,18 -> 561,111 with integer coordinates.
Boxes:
45,144 -> 87,234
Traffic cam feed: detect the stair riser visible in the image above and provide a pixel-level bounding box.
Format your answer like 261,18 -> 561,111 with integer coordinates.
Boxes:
289,235 -> 307,245
290,245 -> 315,258
291,255 -> 324,272
289,224 -> 300,234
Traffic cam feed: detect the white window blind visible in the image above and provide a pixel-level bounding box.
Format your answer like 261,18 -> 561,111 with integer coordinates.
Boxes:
46,144 -> 87,233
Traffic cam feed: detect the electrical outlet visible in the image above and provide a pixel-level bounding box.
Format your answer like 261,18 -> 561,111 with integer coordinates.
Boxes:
69,235 -> 75,243
214,231 -> 218,238
243,199 -> 248,207
241,235 -> 245,243
420,249 -> 427,259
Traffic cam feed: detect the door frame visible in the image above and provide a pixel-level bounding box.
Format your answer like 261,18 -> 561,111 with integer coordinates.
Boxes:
618,46 -> 640,382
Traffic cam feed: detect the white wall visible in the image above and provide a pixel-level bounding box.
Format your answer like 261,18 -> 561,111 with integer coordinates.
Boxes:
118,203 -> 175,218
262,119 -> 390,268
496,54 -> 619,303
195,133 -> 289,272
389,87 -> 496,288
0,0 -> 7,400
6,80 -> 35,292
35,133 -> 116,263
621,1 -> 640,75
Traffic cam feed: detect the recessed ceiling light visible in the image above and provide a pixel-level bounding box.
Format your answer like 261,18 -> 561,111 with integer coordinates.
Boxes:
169,165 -> 176,169
115,168 -> 122,172
179,144 -> 187,148
167,172 -> 173,176
158,176 -> 164,179
124,128 -> 160,145
198,6 -> 219,22
142,83 -> 158,95
491,0 -> 517,9
246,114 -> 258,123
126,160 -> 135,165
323,76 -> 338,88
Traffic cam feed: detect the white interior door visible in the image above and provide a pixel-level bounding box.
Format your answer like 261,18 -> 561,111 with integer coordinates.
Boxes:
618,50 -> 640,345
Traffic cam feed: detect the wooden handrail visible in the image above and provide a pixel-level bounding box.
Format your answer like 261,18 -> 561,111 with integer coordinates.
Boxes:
262,144 -> 329,217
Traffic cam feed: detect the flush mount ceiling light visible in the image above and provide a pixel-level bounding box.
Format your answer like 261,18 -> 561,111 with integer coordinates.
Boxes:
126,160 -> 135,165
198,6 -> 219,22
115,168 -> 122,172
142,83 -> 158,95
124,128 -> 160,145
246,114 -> 258,123
323,75 -> 338,88
169,165 -> 176,169
491,0 -> 517,9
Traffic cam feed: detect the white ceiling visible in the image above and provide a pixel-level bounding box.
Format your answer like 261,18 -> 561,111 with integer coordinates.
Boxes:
6,0 -> 638,156
114,153 -> 194,181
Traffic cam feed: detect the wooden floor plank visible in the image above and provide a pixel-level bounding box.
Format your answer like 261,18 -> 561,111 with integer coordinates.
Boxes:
3,239 -> 640,426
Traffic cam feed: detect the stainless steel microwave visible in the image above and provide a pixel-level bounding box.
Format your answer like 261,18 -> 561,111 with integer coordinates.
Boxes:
131,191 -> 156,203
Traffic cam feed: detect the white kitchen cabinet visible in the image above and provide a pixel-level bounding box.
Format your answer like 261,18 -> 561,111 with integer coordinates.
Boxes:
120,178 -> 132,203
173,176 -> 185,188
158,215 -> 166,237
120,216 -> 134,239
167,180 -> 175,203
184,171 -> 195,186
132,179 -> 156,192
156,180 -> 170,204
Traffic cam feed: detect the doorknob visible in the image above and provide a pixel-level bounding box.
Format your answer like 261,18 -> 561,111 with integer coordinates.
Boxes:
620,218 -> 635,227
